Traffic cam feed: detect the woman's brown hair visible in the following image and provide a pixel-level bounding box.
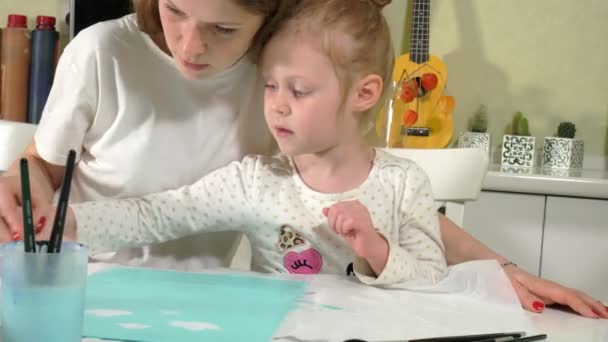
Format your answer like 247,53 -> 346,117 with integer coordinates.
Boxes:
132,0 -> 298,59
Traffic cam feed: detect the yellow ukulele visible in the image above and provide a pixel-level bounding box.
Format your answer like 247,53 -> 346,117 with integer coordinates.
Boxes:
375,0 -> 454,148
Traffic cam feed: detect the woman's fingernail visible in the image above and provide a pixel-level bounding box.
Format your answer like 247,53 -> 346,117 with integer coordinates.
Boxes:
533,301 -> 545,311
36,216 -> 47,229
605,306 -> 608,313
12,232 -> 21,241
35,216 -> 47,234
592,309 -> 601,318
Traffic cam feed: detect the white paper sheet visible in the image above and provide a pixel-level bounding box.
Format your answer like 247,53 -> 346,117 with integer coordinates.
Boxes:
274,260 -> 534,341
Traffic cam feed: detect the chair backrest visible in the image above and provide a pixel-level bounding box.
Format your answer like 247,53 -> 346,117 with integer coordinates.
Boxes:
0,121 -> 37,172
381,147 -> 488,202
381,147 -> 489,226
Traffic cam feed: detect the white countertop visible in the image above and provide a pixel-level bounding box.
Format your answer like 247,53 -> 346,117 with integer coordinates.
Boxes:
483,164 -> 608,199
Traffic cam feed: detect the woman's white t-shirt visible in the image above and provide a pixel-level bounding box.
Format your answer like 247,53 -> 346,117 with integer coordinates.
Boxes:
35,14 -> 273,270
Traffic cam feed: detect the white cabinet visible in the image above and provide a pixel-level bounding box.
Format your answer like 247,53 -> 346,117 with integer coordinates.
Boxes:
541,196 -> 608,302
464,191 -> 608,302
463,191 -> 545,276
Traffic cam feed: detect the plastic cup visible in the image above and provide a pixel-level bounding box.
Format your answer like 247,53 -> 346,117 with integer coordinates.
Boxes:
1,241 -> 88,342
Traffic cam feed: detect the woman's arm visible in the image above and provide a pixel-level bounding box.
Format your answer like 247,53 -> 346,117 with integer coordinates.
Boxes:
5,142 -> 65,194
439,213 -> 608,319
439,213 -> 508,265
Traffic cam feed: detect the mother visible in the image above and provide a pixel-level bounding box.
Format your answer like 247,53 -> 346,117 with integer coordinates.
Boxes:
0,0 -> 605,319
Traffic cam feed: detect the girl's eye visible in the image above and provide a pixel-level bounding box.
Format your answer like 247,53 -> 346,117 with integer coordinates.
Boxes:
264,83 -> 277,91
292,89 -> 310,98
215,25 -> 237,34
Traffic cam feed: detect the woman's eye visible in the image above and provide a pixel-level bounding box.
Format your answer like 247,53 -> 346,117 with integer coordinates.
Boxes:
165,5 -> 183,16
215,25 -> 237,34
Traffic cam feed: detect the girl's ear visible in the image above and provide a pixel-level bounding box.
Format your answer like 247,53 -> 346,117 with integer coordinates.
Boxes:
350,74 -> 383,113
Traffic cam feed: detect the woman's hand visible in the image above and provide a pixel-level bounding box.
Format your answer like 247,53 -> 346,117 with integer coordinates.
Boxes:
503,265 -> 608,319
323,200 -> 389,275
34,205 -> 78,243
438,213 -> 607,319
0,174 -> 50,242
0,143 -> 66,242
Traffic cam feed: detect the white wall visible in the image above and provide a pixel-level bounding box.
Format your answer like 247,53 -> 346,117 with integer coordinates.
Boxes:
430,0 -> 608,167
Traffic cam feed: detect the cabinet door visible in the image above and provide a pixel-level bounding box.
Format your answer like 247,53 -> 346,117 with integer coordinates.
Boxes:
542,196 -> 608,301
463,191 -> 545,275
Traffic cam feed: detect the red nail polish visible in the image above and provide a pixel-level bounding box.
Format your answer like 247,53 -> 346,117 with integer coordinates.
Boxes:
605,306 -> 608,313
36,216 -> 46,229
35,216 -> 47,234
533,301 -> 545,311
11,232 -> 21,241
592,309 -> 601,318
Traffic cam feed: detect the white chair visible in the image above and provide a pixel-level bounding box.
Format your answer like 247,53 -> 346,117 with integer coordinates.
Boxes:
0,120 -> 37,173
382,147 -> 489,226
228,147 -> 490,270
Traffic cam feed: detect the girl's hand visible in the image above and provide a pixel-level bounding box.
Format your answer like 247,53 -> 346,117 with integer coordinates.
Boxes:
323,200 -> 389,274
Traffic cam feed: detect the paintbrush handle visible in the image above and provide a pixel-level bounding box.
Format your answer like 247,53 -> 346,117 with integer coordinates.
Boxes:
20,158 -> 36,253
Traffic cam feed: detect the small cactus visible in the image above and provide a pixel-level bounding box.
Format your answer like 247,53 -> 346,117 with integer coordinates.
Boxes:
511,111 -> 522,134
470,105 -> 488,133
511,111 -> 530,136
517,117 -> 530,136
557,121 -> 576,139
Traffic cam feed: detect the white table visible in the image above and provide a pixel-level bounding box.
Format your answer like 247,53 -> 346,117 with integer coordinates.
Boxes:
80,262 -> 608,342
82,309 -> 607,342
3,262 -> 607,342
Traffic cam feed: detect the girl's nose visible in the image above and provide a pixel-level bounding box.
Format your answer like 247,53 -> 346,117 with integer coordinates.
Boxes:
272,103 -> 290,116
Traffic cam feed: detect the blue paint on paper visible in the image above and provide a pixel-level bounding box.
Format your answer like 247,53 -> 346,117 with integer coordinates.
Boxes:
83,268 -> 307,342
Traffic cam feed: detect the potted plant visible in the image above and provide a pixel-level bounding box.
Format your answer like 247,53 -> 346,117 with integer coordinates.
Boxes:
542,121 -> 584,169
458,105 -> 490,154
501,111 -> 535,167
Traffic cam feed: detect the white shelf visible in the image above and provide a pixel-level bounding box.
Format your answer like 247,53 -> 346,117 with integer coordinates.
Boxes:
482,164 -> 608,199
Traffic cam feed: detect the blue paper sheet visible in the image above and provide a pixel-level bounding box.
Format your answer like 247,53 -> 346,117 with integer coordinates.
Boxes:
83,268 -> 308,342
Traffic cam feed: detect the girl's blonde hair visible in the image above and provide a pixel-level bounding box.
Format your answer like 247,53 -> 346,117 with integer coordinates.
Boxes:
132,0 -> 298,60
272,0 -> 395,132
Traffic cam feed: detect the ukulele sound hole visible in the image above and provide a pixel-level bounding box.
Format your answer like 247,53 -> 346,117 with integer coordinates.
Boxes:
413,76 -> 427,97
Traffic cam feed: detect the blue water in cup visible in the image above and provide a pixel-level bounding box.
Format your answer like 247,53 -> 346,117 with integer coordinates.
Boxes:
1,241 -> 89,342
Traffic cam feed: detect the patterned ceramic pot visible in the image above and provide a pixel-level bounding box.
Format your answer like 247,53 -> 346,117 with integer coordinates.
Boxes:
542,137 -> 584,169
501,135 -> 535,168
500,166 -> 533,175
458,132 -> 490,154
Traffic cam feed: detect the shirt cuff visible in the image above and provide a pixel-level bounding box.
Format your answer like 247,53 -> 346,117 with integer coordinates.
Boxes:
353,237 -> 403,286
71,203 -> 120,255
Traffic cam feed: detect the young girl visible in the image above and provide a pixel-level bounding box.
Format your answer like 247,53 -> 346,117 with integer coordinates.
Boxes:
39,0 -> 447,285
